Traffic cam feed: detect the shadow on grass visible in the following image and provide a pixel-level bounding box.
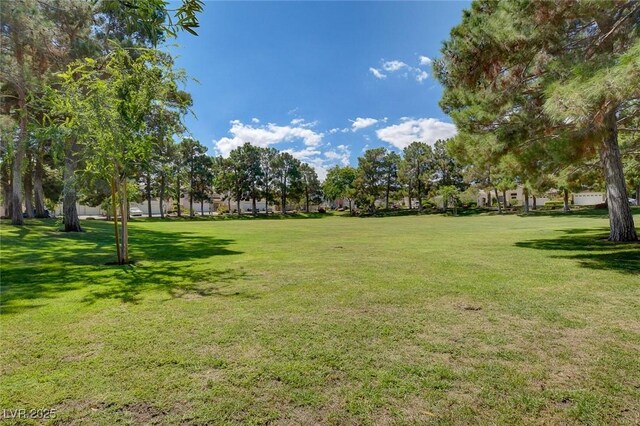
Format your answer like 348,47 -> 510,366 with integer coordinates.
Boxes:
80,265 -> 252,305
515,227 -> 640,275
135,212 -> 329,222
1,219 -> 247,314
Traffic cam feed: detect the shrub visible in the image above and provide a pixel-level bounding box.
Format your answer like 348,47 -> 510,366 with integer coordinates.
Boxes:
544,201 -> 564,208
318,207 -> 326,213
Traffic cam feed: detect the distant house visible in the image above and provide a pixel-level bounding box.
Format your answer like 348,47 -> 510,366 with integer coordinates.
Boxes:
572,192 -> 606,206
477,186 -> 606,208
477,186 -> 550,208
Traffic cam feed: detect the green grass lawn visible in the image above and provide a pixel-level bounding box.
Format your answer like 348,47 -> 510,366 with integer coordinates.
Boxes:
1,210 -> 639,425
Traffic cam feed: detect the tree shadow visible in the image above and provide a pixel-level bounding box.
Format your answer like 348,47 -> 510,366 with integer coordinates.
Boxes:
80,265 -> 253,305
136,212 -> 328,222
515,228 -> 640,275
522,206 -> 640,219
1,220 -> 247,314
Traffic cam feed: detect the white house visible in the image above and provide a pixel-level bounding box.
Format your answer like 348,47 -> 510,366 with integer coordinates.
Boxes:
572,192 -> 606,206
477,186 -> 550,208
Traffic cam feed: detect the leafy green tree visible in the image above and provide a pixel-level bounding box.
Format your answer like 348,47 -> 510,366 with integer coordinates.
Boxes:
142,87 -> 191,217
435,1 -> 638,241
431,140 -> 465,189
272,152 -> 301,213
323,165 -> 357,211
438,185 -> 460,215
193,154 -> 214,216
382,151 -> 401,209
227,148 -> 250,215
400,142 -> 433,210
354,148 -> 387,211
50,46 -> 184,263
180,138 -> 208,217
299,163 -> 322,212
1,0 -> 53,224
211,156 -> 234,213
243,144 -> 263,216
260,147 -> 278,213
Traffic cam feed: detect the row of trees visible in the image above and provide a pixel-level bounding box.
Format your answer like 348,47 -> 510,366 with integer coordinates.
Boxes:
434,1 -> 640,241
213,143 -> 322,215
1,0 -> 203,263
323,140 -> 466,213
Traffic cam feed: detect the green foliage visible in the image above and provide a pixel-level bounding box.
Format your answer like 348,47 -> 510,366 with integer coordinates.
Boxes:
323,165 -> 356,205
436,0 -> 639,239
354,147 -> 388,210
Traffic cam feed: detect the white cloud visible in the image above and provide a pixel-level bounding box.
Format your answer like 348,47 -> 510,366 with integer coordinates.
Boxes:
371,59 -> 429,84
305,158 -> 329,181
323,144 -> 351,166
290,118 -> 305,125
350,117 -> 378,132
213,119 -> 324,156
251,117 -> 260,124
369,67 -> 386,79
382,60 -> 408,72
376,118 -> 457,149
419,55 -> 432,66
283,147 -> 321,161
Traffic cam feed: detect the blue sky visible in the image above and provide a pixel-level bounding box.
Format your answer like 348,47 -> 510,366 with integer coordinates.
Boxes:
169,1 -> 470,179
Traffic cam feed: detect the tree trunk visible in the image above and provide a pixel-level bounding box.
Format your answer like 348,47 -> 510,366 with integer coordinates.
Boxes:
176,176 -> 181,217
523,187 -> 530,214
600,110 -> 637,241
23,160 -> 34,218
493,187 -> 502,214
502,190 -> 507,207
11,94 -> 27,225
119,178 -> 129,263
62,142 -> 82,232
265,188 -> 269,214
201,199 -> 204,216
282,178 -> 287,213
146,172 -> 152,218
110,177 -> 122,264
1,161 -> 11,218
189,168 -> 194,218
236,198 -> 241,216
532,195 -> 537,211
385,179 -> 390,209
252,196 -> 257,217
34,152 -> 46,218
563,189 -> 570,212
305,192 -> 310,213
159,174 -> 165,219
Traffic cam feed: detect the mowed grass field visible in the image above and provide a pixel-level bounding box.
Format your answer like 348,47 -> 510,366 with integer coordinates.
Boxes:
1,210 -> 639,425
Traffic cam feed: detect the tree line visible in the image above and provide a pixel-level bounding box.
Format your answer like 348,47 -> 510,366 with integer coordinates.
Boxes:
323,140 -> 466,214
